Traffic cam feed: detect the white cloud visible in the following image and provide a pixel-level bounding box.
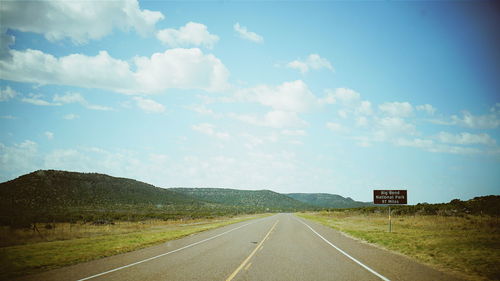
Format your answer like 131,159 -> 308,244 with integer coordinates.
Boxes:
338,110 -> 348,119
322,88 -> 372,122
2,49 -> 137,92
157,22 -> 219,49
333,88 -> 361,104
436,132 -> 496,146
0,141 -> 312,191
490,103 -> 500,113
0,140 -> 39,180
21,94 -> 61,106
0,48 -> 230,94
376,117 -> 416,134
230,111 -> 307,129
356,100 -> 373,115
286,54 -> 333,74
373,117 -> 417,141
265,110 -> 307,128
63,114 -> 79,120
394,138 -> 434,149
54,92 -> 112,111
1,115 -> 16,119
0,29 -> 15,59
233,23 -> 263,43
20,92 -> 111,110
394,138 -> 483,155
40,146 -> 298,190
356,141 -> 372,148
379,102 -> 413,117
192,123 -> 230,140
0,86 -> 16,101
187,104 -> 221,118
52,92 -> 85,104
44,131 -> 54,140
236,80 -> 317,113
281,129 -> 307,136
133,97 -> 165,113
416,104 -> 436,115
322,88 -> 361,105
326,122 -> 347,133
133,48 -> 229,93
356,116 -> 369,127
44,149 -> 91,171
50,92 -> 111,110
1,0 -> 164,44
450,111 -> 500,129
239,133 -> 280,149
240,133 -> 264,148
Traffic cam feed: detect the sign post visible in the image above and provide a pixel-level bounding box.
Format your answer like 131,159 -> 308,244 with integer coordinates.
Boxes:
373,190 -> 407,233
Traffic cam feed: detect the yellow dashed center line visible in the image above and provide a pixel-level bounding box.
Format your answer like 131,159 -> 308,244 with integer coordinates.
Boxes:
225,220 -> 279,281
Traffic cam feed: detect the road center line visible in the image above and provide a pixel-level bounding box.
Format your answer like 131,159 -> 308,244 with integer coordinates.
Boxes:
296,218 -> 390,281
76,219 -> 263,281
225,220 -> 279,281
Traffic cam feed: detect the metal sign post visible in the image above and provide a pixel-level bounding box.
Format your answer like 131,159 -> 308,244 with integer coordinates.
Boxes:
373,190 -> 407,233
388,205 -> 391,233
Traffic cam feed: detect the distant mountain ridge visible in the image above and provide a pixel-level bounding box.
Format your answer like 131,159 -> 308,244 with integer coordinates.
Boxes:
286,193 -> 373,208
170,187 -> 313,211
1,170 -> 497,227
0,169 -> 199,207
0,170 -> 205,225
0,170 -> 370,225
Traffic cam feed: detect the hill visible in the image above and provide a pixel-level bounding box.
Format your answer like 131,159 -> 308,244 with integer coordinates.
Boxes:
170,188 -> 314,212
0,170 -> 199,206
0,170 -> 316,226
286,193 -> 373,208
0,170 -> 208,225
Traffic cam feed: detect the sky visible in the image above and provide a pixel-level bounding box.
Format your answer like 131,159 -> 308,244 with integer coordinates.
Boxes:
0,0 -> 499,204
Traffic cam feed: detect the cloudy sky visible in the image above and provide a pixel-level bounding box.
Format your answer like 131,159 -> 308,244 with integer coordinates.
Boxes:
1,0 -> 499,204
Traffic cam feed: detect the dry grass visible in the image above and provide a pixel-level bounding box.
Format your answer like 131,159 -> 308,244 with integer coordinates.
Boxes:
0,218 -> 234,247
0,214 -> 270,279
297,211 -> 500,281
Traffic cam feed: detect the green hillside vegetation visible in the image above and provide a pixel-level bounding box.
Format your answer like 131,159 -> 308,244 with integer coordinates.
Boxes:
1,170 -> 198,206
170,188 -> 314,212
0,170 -> 318,226
0,170 -> 243,226
286,193 -> 373,208
328,195 -> 500,217
3,169 -> 493,229
298,196 -> 500,281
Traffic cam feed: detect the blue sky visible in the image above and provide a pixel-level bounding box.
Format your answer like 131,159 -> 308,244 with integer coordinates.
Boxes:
1,0 -> 499,204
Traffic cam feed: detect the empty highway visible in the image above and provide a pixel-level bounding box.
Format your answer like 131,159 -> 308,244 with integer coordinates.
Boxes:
18,214 -> 461,281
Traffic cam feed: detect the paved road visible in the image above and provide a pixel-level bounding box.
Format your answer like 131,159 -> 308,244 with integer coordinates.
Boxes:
19,214 -> 461,281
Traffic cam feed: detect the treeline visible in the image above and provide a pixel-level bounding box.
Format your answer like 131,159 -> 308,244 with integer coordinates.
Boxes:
170,188 -> 314,211
319,195 -> 500,217
0,204 -> 272,228
2,170 -> 497,228
0,170 -> 312,227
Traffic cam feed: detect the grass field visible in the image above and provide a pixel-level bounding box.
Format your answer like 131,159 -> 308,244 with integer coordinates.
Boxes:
297,211 -> 500,281
0,214 -> 269,279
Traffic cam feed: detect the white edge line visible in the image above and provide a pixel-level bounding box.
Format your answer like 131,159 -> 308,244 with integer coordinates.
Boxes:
296,217 -> 390,281
77,219 -> 262,281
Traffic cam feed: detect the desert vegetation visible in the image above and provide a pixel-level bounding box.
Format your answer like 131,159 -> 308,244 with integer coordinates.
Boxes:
2,170 -> 498,280
0,214 -> 269,279
297,199 -> 500,281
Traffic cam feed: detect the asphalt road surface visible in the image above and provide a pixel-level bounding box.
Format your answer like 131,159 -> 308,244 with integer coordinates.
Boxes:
18,214 -> 462,281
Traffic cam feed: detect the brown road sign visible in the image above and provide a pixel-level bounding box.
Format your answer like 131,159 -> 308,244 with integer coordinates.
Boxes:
373,190 -> 407,204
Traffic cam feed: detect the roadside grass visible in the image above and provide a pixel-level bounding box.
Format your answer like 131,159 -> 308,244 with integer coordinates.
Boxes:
297,211 -> 500,281
0,214 -> 270,279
